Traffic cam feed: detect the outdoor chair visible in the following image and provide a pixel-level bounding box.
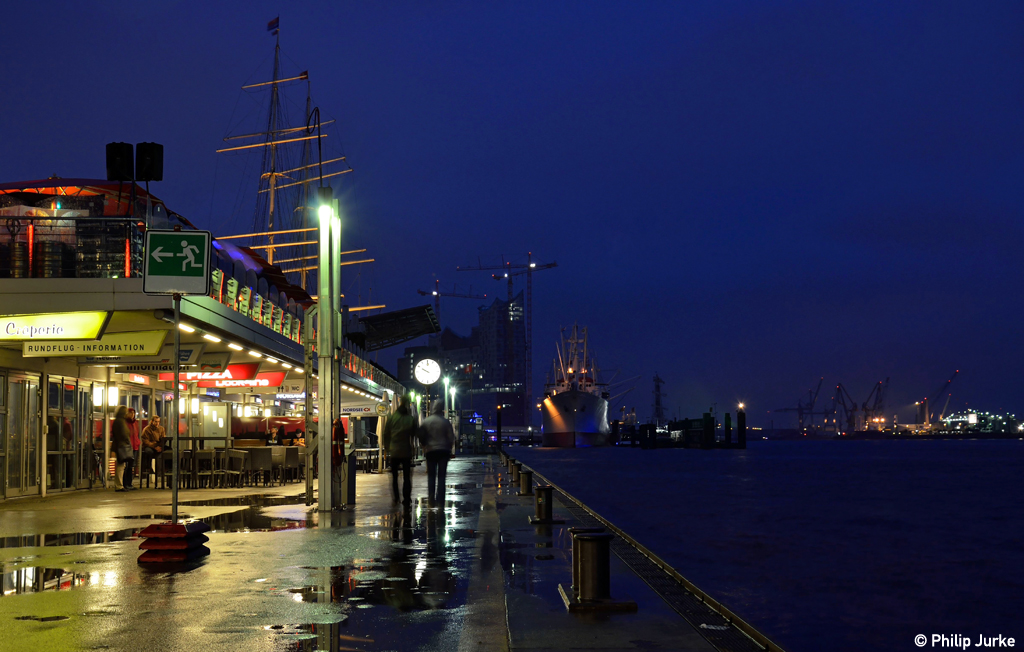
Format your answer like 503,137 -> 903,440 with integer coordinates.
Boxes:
158,451 -> 173,489
284,446 -> 300,482
212,449 -> 228,488
248,447 -> 273,487
159,450 -> 193,489
195,450 -> 215,488
223,450 -> 246,488
271,447 -> 286,485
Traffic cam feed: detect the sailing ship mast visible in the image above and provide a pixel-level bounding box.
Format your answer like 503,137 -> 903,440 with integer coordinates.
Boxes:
263,34 -> 282,264
216,22 -> 353,293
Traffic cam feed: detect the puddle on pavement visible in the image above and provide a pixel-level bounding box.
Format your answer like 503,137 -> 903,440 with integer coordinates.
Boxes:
176,493 -> 307,507
267,623 -> 371,652
289,510 -> 477,613
1,566 -> 95,596
289,560 -> 458,612
15,615 -> 70,622
2,502 -> 315,550
499,529 -> 572,596
0,529 -> 140,549
445,483 -> 484,490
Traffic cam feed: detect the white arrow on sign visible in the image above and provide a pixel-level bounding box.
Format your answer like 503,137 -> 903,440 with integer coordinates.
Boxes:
151,246 -> 173,263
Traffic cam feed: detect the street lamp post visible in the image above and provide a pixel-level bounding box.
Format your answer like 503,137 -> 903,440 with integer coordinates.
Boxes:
443,377 -> 450,419
317,186 -> 342,511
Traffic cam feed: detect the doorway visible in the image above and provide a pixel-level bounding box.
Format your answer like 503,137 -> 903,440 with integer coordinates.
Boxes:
45,377 -> 80,492
6,375 -> 41,497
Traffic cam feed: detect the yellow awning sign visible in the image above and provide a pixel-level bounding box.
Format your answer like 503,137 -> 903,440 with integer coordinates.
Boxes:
0,311 -> 111,341
23,330 -> 168,357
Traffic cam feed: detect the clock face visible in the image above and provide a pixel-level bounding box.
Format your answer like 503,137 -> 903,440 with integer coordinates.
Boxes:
414,358 -> 441,385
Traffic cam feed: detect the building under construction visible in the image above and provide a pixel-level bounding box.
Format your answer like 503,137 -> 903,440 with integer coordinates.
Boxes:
398,292 -> 528,427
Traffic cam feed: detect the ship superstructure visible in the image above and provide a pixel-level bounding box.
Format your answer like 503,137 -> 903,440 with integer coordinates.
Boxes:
541,324 -> 611,447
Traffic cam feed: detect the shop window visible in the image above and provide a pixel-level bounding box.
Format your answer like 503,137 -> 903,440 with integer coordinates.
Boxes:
63,383 -> 76,413
48,381 -> 61,411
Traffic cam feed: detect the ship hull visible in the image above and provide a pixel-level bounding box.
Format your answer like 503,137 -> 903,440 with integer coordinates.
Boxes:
541,390 -> 610,447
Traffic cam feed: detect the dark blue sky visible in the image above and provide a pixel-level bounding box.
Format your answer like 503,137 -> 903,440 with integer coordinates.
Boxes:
3,1 -> 1022,426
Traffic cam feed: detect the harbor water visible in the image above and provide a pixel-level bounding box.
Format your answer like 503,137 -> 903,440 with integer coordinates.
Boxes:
512,439 -> 1024,652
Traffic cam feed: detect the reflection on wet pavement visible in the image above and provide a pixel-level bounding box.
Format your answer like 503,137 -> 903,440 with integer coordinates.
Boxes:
0,529 -> 140,549
246,501 -> 485,651
4,459 -> 498,652
267,623 -> 373,652
175,493 -> 307,507
293,507 -> 473,613
1,566 -> 94,596
1,501 -> 315,549
498,523 -> 572,598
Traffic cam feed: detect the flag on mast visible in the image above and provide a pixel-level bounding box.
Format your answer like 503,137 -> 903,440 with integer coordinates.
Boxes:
267,17 -> 279,34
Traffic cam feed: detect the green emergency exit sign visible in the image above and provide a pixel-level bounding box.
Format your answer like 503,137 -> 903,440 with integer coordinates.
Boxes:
143,230 -> 212,295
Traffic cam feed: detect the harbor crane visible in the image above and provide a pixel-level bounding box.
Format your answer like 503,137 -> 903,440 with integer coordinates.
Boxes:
776,377 -> 826,431
917,370 -> 959,426
831,383 -> 859,433
457,253 -> 558,423
416,280 -> 486,325
861,378 -> 890,429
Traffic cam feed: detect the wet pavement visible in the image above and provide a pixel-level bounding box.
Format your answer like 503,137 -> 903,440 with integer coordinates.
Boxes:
0,456 -> 717,652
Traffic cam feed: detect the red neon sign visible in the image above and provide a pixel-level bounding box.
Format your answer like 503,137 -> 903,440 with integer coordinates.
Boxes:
159,363 -> 260,382
197,371 -> 287,388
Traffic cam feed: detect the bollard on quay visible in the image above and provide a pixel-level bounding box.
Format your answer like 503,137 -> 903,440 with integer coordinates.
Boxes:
559,529 -> 638,612
577,532 -> 613,601
568,526 -> 604,592
511,462 -> 521,483
529,485 -> 566,525
519,469 -> 533,495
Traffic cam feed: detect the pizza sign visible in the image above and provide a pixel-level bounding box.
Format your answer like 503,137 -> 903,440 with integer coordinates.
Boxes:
197,371 -> 287,388
159,363 -> 260,382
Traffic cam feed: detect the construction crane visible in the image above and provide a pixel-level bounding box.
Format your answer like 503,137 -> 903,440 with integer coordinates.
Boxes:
861,378 -> 889,429
775,377 -> 825,431
416,280 -> 486,325
457,253 -> 558,424
917,370 -> 959,426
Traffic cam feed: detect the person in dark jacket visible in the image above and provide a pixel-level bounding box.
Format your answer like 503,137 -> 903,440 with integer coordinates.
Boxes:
382,395 -> 417,507
111,406 -> 135,491
417,399 -> 455,506
126,408 -> 141,481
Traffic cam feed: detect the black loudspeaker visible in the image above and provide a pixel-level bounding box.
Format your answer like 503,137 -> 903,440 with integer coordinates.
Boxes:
106,142 -> 134,181
136,142 -> 164,181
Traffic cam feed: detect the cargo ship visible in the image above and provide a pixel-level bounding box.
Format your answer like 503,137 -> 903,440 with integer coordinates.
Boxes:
541,324 -> 611,447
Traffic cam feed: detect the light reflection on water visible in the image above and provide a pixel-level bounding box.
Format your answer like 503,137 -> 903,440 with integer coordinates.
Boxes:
513,440 -> 1024,652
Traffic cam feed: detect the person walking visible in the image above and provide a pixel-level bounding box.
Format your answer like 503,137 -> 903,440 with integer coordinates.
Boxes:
111,406 -> 135,492
126,408 -> 141,483
382,394 -> 417,508
417,399 -> 455,507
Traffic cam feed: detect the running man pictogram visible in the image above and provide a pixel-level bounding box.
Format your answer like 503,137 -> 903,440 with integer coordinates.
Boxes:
177,240 -> 201,272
